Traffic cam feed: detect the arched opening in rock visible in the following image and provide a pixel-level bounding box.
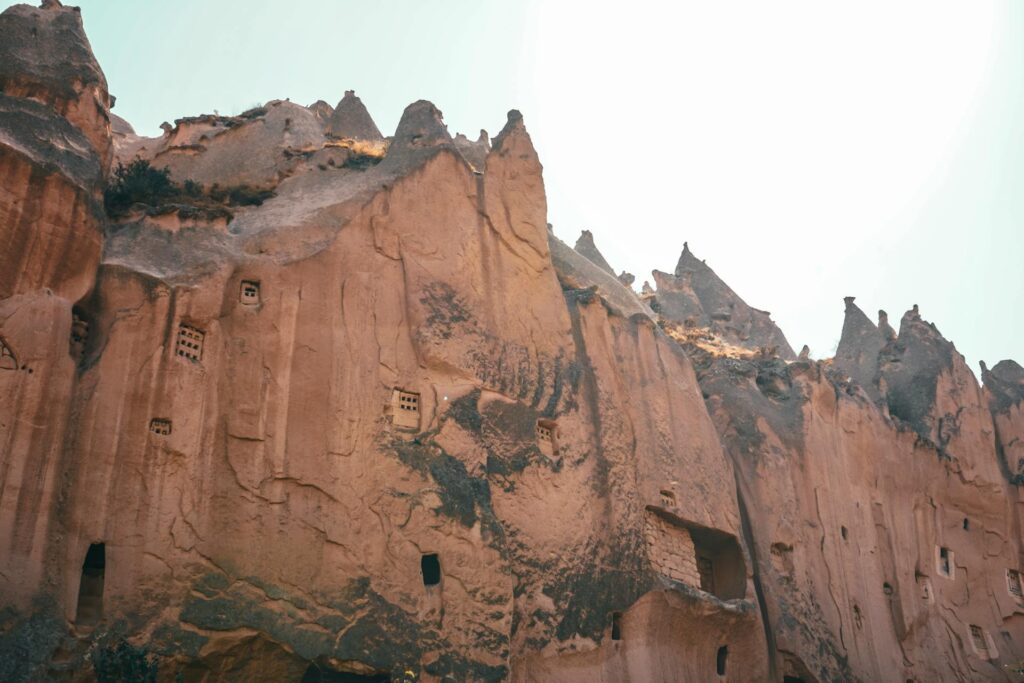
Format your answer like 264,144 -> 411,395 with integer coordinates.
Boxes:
610,612 -> 622,641
421,553 -> 441,587
300,663 -> 388,682
75,543 -> 105,625
716,645 -> 728,675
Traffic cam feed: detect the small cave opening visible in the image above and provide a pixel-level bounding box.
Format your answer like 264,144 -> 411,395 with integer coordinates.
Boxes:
75,543 -> 105,625
963,518 -> 969,531
841,526 -> 848,540
421,553 -> 441,587
610,611 -> 622,641
716,645 -> 728,675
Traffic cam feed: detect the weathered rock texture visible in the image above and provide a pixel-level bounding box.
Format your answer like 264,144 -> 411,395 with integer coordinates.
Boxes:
1,4 -> 1022,682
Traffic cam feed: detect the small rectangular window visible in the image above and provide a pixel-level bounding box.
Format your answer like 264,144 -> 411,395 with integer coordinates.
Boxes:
240,280 -> 260,305
536,419 -> 558,456
610,612 -> 622,641
937,546 -> 953,578
149,418 -> 172,436
970,624 -> 988,654
1008,569 -> 1022,598
175,324 -> 205,362
421,553 -> 441,587
698,556 -> 716,594
393,389 -> 421,430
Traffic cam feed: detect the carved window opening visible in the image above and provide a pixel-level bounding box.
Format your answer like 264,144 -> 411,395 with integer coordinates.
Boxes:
841,526 -> 848,540
917,574 -> 933,602
1008,569 -> 1022,598
149,419 -> 172,436
698,557 -> 716,594
660,490 -> 676,508
536,419 -> 558,456
0,336 -> 16,371
937,546 -> 954,578
421,553 -> 441,587
963,518 -> 969,531
610,612 -> 622,641
75,543 -> 105,625
393,389 -> 420,430
175,324 -> 205,362
240,280 -> 260,305
970,624 -> 988,655
716,645 -> 728,676
70,309 -> 89,359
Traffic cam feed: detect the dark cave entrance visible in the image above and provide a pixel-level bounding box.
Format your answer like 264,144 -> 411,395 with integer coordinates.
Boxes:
75,543 -> 105,625
421,553 -> 441,587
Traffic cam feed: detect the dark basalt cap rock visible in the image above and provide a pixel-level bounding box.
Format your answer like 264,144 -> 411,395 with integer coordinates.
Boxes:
390,99 -> 451,151
574,229 -> 616,276
982,359 -> 1024,413
657,241 -> 797,359
0,92 -> 101,190
326,90 -> 382,141
878,305 -> 960,444
834,296 -> 887,401
0,1 -> 107,101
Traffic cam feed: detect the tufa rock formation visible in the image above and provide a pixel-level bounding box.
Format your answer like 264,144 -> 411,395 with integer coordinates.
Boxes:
1,4 -> 1023,681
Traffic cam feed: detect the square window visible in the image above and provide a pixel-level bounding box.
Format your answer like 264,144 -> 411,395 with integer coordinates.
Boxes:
240,280 -> 260,305
149,418 -> 172,436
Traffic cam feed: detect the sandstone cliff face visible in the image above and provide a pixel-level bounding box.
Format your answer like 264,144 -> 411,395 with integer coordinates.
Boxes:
1,4 -> 1022,683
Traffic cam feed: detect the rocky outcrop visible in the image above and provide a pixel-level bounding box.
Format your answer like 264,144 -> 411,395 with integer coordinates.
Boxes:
650,243 -> 797,359
1,4 -> 1022,682
983,360 -> 1024,483
573,229 -> 616,276
325,90 -> 382,141
0,0 -> 112,170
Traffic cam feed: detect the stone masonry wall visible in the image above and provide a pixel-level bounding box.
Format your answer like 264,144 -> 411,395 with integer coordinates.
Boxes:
643,510 -> 701,587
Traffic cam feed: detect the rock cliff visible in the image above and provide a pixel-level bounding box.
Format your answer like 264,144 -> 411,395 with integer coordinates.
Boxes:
1,4 -> 1022,682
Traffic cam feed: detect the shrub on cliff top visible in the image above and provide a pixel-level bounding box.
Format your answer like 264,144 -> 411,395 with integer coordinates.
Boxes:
104,159 -> 275,219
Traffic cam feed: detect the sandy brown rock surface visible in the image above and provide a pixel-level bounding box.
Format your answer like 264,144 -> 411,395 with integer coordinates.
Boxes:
1,3 -> 1023,682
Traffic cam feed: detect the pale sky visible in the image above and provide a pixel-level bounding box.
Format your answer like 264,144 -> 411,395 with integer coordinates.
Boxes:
12,0 -> 1021,371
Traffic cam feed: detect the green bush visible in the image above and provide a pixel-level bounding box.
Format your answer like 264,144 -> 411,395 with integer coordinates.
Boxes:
103,160 -> 275,218
104,160 -> 175,215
